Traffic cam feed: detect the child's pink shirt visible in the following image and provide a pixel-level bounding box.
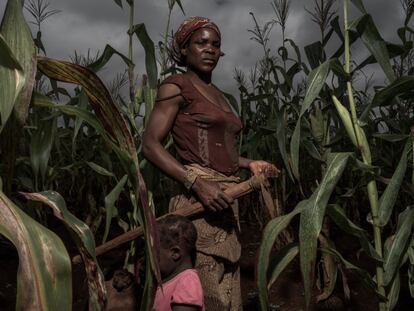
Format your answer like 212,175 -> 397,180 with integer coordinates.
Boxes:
153,269 -> 205,311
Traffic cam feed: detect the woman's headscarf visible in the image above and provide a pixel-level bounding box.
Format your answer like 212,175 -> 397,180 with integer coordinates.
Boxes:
171,16 -> 221,66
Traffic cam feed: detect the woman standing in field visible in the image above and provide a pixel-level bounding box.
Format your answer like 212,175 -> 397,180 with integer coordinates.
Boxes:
142,16 -> 278,310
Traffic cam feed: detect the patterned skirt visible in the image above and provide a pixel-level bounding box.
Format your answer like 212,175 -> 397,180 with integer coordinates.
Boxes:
169,164 -> 243,311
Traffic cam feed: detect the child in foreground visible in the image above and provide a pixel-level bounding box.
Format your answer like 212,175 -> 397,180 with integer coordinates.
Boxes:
153,215 -> 205,311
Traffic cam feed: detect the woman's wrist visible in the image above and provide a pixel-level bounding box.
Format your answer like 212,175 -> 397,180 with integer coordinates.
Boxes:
183,169 -> 199,190
238,157 -> 253,169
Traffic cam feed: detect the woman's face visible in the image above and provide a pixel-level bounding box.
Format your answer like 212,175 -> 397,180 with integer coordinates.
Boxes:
181,28 -> 221,74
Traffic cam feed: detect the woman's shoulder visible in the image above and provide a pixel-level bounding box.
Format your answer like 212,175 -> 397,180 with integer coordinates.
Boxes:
160,73 -> 187,87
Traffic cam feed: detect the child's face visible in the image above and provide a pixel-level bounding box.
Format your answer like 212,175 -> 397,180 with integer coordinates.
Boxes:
159,244 -> 179,279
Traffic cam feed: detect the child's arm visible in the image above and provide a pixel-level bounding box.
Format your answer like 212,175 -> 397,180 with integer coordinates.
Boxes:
172,304 -> 201,311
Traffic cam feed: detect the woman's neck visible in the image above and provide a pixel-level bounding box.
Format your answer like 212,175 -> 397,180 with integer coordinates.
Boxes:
185,68 -> 212,85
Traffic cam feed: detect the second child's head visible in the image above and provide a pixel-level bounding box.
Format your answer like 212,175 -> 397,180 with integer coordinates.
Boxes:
157,215 -> 197,279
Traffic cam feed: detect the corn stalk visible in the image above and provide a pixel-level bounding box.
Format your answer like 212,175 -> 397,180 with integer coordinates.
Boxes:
331,0 -> 387,308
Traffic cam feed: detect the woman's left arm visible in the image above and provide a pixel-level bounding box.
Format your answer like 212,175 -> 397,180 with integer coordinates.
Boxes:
239,157 -> 280,177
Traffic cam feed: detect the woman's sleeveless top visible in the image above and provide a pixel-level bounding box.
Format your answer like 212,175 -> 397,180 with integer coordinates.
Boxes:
160,74 -> 242,175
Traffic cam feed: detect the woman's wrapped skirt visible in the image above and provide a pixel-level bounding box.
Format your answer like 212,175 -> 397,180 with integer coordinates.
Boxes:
169,164 -> 243,311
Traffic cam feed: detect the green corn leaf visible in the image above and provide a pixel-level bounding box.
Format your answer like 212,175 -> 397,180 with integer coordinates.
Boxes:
103,174 -> 128,243
112,0 -> 123,9
88,44 -> 133,73
387,272 -> 401,310
378,141 -> 411,226
285,38 -> 304,72
350,0 -> 367,13
353,42 -> 410,73
299,153 -> 351,309
0,191 -> 72,310
276,107 -> 294,181
0,34 -> 25,133
319,247 -> 378,293
143,85 -> 157,127
19,191 -> 107,310
0,0 -> 37,127
257,200 -> 308,310
172,0 -> 185,15
267,243 -> 299,289
332,95 -> 372,163
304,41 -> 325,69
303,139 -> 323,161
129,24 -> 158,89
384,236 -> 401,310
86,161 -> 115,177
372,134 -> 410,142
327,204 -> 381,262
32,92 -> 110,139
72,89 -> 89,151
290,59 -> 331,179
362,76 -> 414,118
30,61 -> 161,310
384,206 -> 414,286
37,57 -> 135,155
351,14 -> 396,82
372,76 -> 414,107
30,117 -> 57,187
310,107 -> 324,144
36,60 -> 161,291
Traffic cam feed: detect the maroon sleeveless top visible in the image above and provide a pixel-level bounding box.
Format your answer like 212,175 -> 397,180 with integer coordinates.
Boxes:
161,74 -> 242,176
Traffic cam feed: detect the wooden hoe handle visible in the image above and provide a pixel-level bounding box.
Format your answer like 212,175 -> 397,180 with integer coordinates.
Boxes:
72,175 -> 262,265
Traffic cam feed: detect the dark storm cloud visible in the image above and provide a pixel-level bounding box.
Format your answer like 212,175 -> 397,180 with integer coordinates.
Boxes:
1,0 -> 411,95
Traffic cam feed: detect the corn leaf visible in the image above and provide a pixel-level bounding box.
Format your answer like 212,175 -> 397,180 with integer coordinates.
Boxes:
0,0 -> 37,126
332,95 -> 372,163
290,60 -> 330,179
103,174 -> 128,243
172,0 -> 185,15
326,204 -> 381,262
31,65 -> 160,307
378,141 -> 411,226
129,24 -> 158,88
257,201 -> 307,310
37,57 -> 135,154
30,117 -> 57,187
351,14 -> 396,82
372,134 -> 410,142
299,153 -> 351,309
276,107 -> 294,181
112,0 -> 123,9
387,272 -> 401,310
372,76 -> 414,107
0,33 -> 25,132
267,243 -> 299,289
86,161 -> 115,177
88,44 -> 133,73
0,191 -> 72,310
72,89 -> 89,151
20,190 -> 107,310
350,0 -> 367,13
384,206 -> 414,286
319,247 -> 378,293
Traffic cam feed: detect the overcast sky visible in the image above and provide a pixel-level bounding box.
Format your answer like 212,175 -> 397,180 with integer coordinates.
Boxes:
0,0 -> 410,97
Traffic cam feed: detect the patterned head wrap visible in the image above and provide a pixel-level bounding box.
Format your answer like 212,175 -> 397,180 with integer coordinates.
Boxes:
171,16 -> 221,66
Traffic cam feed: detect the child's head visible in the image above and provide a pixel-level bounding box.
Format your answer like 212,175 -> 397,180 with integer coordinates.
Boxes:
157,215 -> 197,278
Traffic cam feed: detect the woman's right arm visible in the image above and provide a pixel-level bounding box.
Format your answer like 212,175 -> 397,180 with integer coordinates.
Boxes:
142,83 -> 233,212
142,83 -> 188,185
